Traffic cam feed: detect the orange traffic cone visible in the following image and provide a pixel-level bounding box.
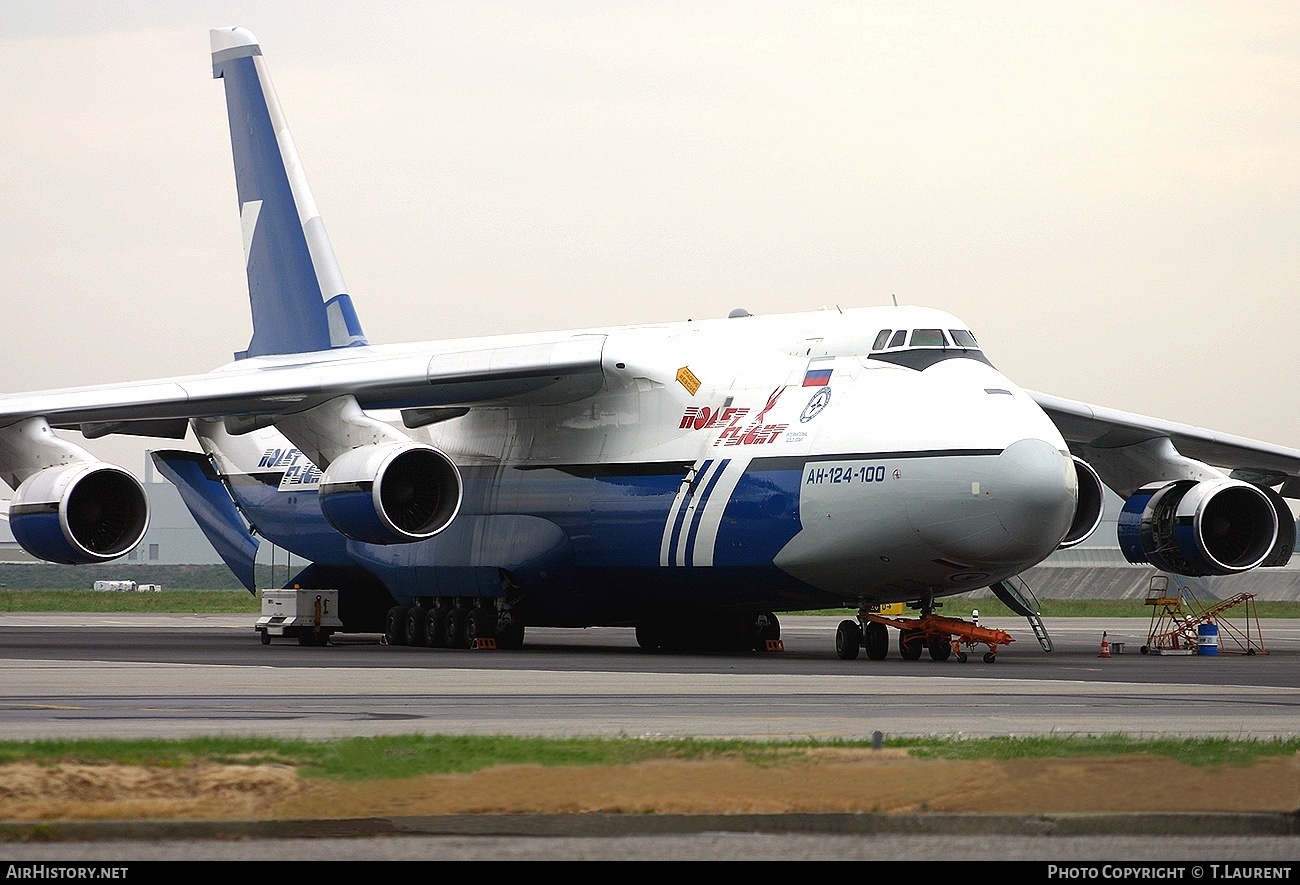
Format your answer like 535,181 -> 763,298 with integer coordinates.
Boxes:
1098,631 -> 1111,658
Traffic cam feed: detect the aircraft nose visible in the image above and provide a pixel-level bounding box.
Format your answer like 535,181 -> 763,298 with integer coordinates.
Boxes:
914,438 -> 1077,569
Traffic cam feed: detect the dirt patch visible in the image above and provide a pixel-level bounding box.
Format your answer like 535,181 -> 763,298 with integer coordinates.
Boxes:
2,753 -> 1298,821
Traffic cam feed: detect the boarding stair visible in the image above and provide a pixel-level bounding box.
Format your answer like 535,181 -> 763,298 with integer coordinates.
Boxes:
990,574 -> 1053,652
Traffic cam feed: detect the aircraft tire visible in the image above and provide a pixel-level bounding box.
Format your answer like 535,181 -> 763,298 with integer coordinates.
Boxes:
864,620 -> 889,660
927,634 -> 952,662
835,620 -> 861,660
898,629 -> 924,661
384,606 -> 409,646
443,606 -> 469,650
496,621 -> 525,650
465,607 -> 496,647
424,607 -> 448,648
717,614 -> 759,652
753,612 -> 780,651
635,623 -> 662,652
405,607 -> 429,647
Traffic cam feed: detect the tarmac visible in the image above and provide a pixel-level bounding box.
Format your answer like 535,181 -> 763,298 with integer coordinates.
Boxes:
4,810 -> 1300,843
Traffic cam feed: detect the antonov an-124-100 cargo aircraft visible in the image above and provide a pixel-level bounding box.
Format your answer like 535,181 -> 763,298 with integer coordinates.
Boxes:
3,27 -> 1298,661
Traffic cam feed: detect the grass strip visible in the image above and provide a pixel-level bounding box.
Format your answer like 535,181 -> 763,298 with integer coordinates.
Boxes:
0,734 -> 1295,780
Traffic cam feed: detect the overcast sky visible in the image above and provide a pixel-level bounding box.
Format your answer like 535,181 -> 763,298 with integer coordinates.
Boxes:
0,1 -> 1296,477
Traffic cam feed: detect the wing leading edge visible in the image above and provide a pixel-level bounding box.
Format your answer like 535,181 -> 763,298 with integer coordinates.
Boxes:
1031,390 -> 1300,496
0,334 -> 607,437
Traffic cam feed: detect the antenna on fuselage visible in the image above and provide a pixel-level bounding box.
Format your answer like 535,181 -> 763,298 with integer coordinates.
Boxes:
891,294 -> 898,306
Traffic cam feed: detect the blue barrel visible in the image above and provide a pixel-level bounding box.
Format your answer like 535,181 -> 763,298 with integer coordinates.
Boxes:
1197,623 -> 1219,656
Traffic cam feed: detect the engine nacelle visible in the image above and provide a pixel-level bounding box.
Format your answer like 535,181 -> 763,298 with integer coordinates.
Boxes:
1117,478 -> 1278,576
9,463 -> 149,564
318,442 -> 462,545
1058,456 -> 1105,549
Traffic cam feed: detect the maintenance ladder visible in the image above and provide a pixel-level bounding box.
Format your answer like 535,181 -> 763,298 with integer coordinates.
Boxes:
1141,575 -> 1266,655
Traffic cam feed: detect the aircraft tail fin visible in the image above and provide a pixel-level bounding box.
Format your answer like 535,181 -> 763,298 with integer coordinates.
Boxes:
210,27 -> 368,360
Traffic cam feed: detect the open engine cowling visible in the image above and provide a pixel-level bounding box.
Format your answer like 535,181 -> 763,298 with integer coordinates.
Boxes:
1058,456 -> 1105,549
1117,478 -> 1279,576
9,462 -> 149,564
318,442 -> 463,545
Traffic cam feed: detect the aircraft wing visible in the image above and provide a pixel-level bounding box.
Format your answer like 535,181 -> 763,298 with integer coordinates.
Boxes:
1030,390 -> 1300,493
0,334 -> 607,438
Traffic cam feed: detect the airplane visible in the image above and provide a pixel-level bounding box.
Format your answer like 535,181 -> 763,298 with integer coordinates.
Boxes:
2,26 -> 1297,660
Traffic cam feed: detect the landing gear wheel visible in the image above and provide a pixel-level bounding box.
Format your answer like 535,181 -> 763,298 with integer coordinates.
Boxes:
465,607 -> 496,647
496,621 -> 525,650
384,606 -> 409,646
927,634 -> 952,662
443,606 -> 469,649
983,652 -> 997,663
835,620 -> 861,660
864,620 -> 889,660
753,612 -> 781,650
405,607 -> 429,647
898,629 -> 923,661
424,607 -> 448,648
636,623 -> 663,652
957,651 -> 968,663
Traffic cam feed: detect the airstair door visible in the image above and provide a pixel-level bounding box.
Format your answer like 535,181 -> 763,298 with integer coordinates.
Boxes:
990,575 -> 1053,652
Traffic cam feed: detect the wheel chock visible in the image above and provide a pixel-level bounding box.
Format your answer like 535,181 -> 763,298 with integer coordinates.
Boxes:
472,638 -> 498,650
763,639 -> 785,652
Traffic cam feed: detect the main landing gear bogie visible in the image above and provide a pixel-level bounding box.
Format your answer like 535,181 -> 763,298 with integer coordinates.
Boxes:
637,612 -> 781,655
380,598 -> 525,652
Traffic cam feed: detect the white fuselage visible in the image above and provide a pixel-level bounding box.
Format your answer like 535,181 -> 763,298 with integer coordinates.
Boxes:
198,304 -> 1078,611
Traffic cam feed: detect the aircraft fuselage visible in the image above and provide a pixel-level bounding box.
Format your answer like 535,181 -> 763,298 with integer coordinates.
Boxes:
200,304 -> 1078,626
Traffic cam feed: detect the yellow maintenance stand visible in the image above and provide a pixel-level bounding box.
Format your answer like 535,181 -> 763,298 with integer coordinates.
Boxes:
1140,574 -> 1266,656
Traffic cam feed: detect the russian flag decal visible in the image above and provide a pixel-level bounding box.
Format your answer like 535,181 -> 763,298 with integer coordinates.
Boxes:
803,367 -> 832,387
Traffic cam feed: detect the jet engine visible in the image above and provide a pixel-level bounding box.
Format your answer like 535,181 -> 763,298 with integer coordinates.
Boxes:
9,462 -> 149,564
1117,478 -> 1280,576
1058,456 -> 1105,549
318,442 -> 463,545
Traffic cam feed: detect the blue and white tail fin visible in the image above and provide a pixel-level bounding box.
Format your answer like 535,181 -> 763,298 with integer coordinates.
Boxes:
211,27 -> 368,360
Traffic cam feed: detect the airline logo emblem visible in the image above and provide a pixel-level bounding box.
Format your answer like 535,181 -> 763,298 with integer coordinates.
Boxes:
679,402 -> 787,446
259,447 -> 322,490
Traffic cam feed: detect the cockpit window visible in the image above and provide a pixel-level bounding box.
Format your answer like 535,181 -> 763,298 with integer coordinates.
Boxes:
909,328 -> 947,347
871,330 -> 892,351
887,330 -> 907,348
949,329 -> 978,348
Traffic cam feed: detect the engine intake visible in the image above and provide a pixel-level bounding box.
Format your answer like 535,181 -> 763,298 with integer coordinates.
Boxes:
318,442 -> 462,545
9,463 -> 149,564
1118,478 -> 1278,576
1058,456 -> 1105,549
